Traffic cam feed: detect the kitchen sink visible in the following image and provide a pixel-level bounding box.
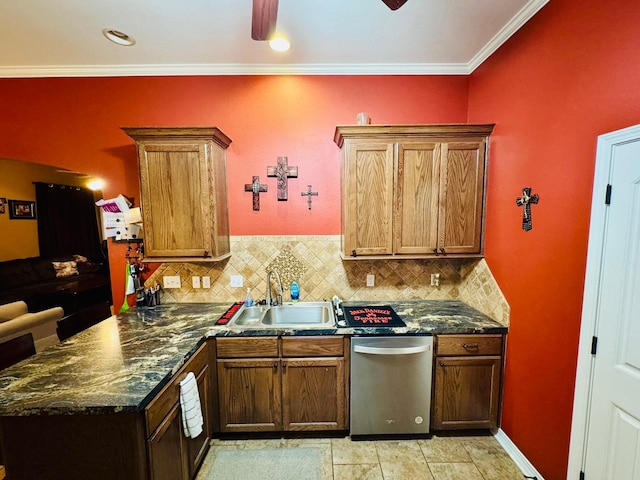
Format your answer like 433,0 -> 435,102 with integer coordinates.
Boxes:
228,301 -> 336,329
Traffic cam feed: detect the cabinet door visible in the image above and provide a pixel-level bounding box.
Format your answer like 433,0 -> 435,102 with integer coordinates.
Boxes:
139,143 -> 211,258
395,143 -> 441,254
217,359 -> 282,432
281,358 -> 346,431
432,356 -> 501,430
343,141 -> 395,256
438,141 -> 486,254
186,365 -> 210,477
148,403 -> 189,480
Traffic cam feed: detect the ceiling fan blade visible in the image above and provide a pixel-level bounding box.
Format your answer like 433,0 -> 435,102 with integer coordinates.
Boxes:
252,0 -> 278,41
381,0 -> 409,10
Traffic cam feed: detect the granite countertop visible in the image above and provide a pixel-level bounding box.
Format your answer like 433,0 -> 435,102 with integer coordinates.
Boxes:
0,300 -> 506,417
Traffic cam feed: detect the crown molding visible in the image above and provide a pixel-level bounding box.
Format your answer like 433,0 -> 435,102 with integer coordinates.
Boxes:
467,0 -> 550,72
0,62 -> 472,78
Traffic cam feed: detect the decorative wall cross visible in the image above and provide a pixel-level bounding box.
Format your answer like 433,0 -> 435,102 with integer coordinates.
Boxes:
516,186 -> 539,231
244,176 -> 268,211
267,156 -> 298,201
301,185 -> 318,210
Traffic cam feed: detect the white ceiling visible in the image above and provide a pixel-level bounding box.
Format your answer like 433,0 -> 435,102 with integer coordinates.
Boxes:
0,0 -> 549,78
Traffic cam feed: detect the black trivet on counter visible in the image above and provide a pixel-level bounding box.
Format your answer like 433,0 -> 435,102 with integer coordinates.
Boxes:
342,305 -> 406,327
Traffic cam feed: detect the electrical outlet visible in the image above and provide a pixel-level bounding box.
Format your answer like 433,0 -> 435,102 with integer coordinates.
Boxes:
192,276 -> 201,288
230,275 -> 243,288
163,276 -> 181,289
430,273 -> 440,287
366,274 -> 375,287
202,276 -> 211,288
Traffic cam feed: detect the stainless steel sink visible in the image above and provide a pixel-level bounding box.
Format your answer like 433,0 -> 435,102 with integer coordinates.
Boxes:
228,301 -> 336,329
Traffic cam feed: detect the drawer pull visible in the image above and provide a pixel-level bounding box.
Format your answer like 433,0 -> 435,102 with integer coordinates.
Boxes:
462,343 -> 479,351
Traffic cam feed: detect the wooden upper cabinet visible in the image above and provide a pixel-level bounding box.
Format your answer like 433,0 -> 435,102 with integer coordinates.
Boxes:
122,127 -> 232,262
335,124 -> 494,259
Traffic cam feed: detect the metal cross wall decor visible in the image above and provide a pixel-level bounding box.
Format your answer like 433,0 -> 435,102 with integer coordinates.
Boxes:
244,176 -> 268,211
516,186 -> 539,231
267,156 -> 298,201
301,185 -> 318,210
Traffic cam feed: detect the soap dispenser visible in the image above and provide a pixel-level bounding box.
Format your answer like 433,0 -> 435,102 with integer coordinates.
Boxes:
290,281 -> 299,303
245,288 -> 254,307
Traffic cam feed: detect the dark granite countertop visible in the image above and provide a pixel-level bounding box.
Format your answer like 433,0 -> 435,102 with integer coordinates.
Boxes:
0,300 -> 506,417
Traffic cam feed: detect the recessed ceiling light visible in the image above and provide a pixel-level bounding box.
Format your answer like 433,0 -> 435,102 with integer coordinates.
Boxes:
269,36 -> 290,52
102,28 -> 136,47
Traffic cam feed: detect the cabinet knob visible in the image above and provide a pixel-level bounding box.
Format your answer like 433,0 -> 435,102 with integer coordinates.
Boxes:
439,248 -> 446,254
351,250 -> 357,257
432,248 -> 438,255
273,362 -> 278,371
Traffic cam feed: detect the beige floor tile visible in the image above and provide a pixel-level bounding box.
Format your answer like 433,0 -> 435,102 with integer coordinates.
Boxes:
332,437 -> 380,464
333,464 -> 384,480
380,460 -> 434,480
462,438 -> 524,480
428,462 -> 485,480
374,440 -> 433,480
473,457 -> 524,480
419,436 -> 473,463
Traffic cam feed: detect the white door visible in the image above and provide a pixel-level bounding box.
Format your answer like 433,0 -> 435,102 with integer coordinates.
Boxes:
568,125 -> 640,479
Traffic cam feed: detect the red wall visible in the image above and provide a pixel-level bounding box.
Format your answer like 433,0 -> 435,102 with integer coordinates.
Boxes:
468,0 -> 640,478
0,75 -> 469,310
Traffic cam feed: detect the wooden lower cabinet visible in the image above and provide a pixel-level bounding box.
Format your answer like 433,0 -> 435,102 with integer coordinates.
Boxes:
148,403 -> 188,480
217,358 -> 283,432
432,334 -> 504,430
216,336 -> 348,433
282,357 -> 345,431
146,342 -> 211,480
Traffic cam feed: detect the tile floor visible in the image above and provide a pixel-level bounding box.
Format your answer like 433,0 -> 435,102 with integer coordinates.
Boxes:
197,434 -> 525,480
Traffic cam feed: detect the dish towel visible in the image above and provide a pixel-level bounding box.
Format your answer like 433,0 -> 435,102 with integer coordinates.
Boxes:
179,372 -> 204,438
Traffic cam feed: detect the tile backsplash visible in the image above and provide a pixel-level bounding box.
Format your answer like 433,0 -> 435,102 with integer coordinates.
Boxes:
144,236 -> 509,326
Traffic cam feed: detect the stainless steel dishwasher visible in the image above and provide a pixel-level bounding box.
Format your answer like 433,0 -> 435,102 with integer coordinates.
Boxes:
350,336 -> 433,435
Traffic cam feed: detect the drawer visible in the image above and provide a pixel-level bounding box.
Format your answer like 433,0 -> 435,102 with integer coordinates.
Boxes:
145,342 -> 208,435
435,334 -> 503,356
216,337 -> 279,358
282,336 -> 344,357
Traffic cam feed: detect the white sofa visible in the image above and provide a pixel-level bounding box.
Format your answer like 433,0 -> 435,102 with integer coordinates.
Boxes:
0,301 -> 64,352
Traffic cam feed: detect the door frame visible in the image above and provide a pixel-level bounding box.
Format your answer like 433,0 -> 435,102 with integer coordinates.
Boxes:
567,123 -> 640,477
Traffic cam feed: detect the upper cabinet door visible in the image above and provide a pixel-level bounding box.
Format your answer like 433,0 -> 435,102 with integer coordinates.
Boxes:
438,141 -> 486,254
342,141 -> 395,256
395,143 -> 441,254
139,143 -> 211,258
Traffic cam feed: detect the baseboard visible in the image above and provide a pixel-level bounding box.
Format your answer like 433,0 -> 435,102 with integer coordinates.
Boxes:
494,429 -> 545,480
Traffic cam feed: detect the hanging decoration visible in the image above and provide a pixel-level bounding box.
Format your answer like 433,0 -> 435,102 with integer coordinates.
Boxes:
267,156 -> 298,201
516,186 -> 539,231
301,185 -> 318,210
244,176 -> 268,211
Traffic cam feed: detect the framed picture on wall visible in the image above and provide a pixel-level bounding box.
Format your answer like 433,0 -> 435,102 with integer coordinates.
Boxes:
8,199 -> 37,219
0,197 -> 5,214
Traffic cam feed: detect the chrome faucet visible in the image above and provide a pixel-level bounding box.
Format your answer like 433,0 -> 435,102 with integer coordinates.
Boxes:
266,269 -> 283,306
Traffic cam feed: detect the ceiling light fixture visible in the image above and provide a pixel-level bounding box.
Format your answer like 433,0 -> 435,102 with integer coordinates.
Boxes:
269,36 -> 290,52
102,28 -> 136,47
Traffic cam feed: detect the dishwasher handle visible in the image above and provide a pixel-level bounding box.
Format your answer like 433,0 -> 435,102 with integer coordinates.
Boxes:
353,344 -> 431,355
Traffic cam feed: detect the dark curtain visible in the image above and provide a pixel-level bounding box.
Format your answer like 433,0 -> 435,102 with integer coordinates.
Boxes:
35,183 -> 102,260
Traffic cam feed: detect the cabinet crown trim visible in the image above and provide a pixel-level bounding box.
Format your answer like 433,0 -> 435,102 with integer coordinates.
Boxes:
122,126 -> 232,149
333,124 -> 495,147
